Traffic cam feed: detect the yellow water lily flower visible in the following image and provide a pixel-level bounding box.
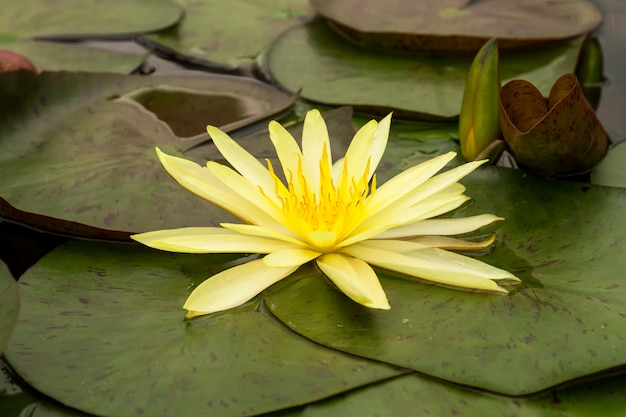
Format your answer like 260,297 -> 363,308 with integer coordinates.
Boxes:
132,110 -> 519,319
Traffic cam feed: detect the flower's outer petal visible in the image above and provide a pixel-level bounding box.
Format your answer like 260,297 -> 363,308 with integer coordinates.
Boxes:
405,234 -> 497,251
317,253 -> 390,309
263,248 -> 321,267
343,241 -> 519,292
206,125 -> 277,198
370,159 -> 486,220
343,194 -> 470,247
205,161 -> 287,225
155,148 -> 272,225
221,223 -> 306,246
268,120 -> 304,195
184,258 -> 297,318
365,152 -> 457,217
301,109 -> 331,193
131,227 -> 296,254
374,214 -> 503,239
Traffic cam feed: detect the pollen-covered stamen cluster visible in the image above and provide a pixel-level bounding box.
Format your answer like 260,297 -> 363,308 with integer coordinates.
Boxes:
266,147 -> 375,251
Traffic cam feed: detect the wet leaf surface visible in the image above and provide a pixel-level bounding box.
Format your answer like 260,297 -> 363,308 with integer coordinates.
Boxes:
311,0 -> 601,51
265,165 -> 626,396
139,0 -> 310,71
4,241 -> 402,417
0,0 -> 182,72
263,19 -> 584,119
0,71 -> 295,238
0,261 -> 19,353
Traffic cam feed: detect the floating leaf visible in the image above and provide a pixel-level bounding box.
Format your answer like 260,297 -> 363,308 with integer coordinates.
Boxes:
139,0 -> 310,72
311,0 -> 601,51
0,261 -> 19,353
263,19 -> 584,119
4,241 -> 402,417
0,0 -> 182,72
499,73 -> 609,177
301,372 -> 626,417
591,141 -> 626,188
265,165 -> 626,396
0,71 -> 295,239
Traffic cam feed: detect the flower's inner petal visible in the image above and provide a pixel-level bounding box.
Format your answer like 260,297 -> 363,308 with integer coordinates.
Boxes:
317,253 -> 390,309
268,120 -> 305,198
307,230 -> 338,252
184,258 -> 298,319
301,109 -> 331,194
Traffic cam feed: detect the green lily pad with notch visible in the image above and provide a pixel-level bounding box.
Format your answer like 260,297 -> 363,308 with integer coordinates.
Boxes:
262,18 -> 585,120
311,0 -> 601,52
0,70 -> 295,239
300,372 -> 626,417
138,0 -> 311,72
0,261 -> 19,353
4,240 -> 403,417
265,164 -> 626,396
0,0 -> 182,72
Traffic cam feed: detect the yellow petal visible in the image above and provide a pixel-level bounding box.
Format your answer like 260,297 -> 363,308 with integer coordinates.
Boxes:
263,248 -> 320,267
343,241 -> 519,292
221,223 -> 306,246
301,109 -> 331,194
316,253 -> 390,309
374,214 -> 503,239
155,148 -> 273,225
205,161 -> 287,223
365,152 -> 457,217
345,194 -> 470,246
346,113 -> 391,180
405,234 -> 497,251
183,258 -> 297,318
206,125 -> 277,198
268,120 -> 304,196
131,227 -> 295,254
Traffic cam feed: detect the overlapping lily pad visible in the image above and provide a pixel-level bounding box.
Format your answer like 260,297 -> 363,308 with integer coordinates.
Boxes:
0,70 -> 295,239
0,0 -> 182,72
312,0 -> 601,51
0,261 -> 18,353
263,19 -> 585,120
4,241 -> 402,417
301,372 -> 626,417
265,165 -> 626,395
139,0 -> 311,72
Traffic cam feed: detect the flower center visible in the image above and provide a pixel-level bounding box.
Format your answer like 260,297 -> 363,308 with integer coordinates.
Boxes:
266,149 -> 375,252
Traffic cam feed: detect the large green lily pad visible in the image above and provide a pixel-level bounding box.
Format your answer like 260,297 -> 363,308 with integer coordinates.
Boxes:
0,261 -> 19,353
591,141 -> 626,188
4,241 -> 402,417
301,372 -> 626,417
0,0 -> 182,72
262,18 -> 584,120
265,165 -> 626,396
0,70 -> 295,239
312,0 -> 601,51
139,0 -> 310,72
